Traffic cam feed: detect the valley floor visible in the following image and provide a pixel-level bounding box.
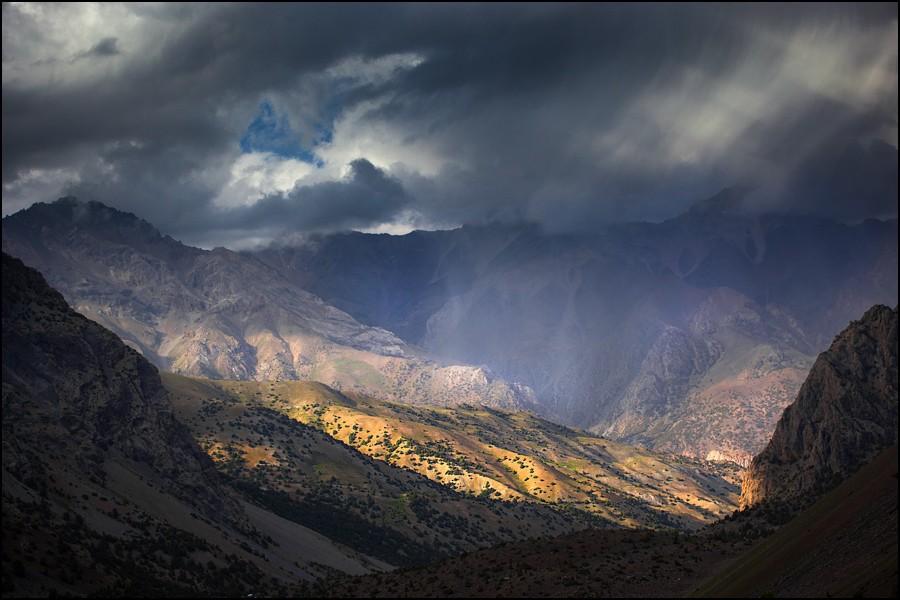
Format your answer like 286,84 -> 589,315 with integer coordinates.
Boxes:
315,528 -> 747,598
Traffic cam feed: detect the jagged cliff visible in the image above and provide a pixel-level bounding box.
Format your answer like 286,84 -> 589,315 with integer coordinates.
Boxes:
740,305 -> 899,508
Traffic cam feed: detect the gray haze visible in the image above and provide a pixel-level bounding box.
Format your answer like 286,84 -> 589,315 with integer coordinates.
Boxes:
3,3 -> 897,248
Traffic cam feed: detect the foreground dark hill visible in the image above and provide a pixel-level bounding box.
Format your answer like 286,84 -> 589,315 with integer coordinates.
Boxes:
1,199 -> 532,410
697,446 -> 897,598
253,193 -> 898,463
740,304 -> 899,507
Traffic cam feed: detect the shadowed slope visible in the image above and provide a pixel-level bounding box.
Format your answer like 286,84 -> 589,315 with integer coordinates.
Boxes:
1,252 -> 386,596
696,446 -> 898,598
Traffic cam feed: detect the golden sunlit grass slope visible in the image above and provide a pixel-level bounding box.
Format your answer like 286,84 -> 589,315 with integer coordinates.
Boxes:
315,442 -> 897,598
163,375 -> 740,531
162,374 -> 598,567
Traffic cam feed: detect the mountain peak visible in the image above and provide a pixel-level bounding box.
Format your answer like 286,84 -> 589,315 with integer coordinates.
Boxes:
9,197 -> 147,227
3,197 -> 171,249
50,195 -> 80,206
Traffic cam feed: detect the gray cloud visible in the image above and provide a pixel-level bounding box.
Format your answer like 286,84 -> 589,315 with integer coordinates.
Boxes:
218,158 -> 409,232
2,3 -> 896,246
74,36 -> 120,60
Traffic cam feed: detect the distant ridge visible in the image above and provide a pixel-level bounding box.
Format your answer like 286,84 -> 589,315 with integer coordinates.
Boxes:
250,191 -> 898,462
1,198 -> 535,410
685,185 -> 753,217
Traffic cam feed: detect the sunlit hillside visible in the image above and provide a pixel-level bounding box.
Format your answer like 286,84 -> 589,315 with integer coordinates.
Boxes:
163,374 -> 741,530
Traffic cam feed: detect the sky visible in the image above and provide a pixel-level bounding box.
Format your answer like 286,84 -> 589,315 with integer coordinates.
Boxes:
2,2 -> 897,248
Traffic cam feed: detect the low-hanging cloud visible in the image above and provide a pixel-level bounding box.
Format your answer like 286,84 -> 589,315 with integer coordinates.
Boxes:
2,2 -> 896,247
218,158 -> 409,233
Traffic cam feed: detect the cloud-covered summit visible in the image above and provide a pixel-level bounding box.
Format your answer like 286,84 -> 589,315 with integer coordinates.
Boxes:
2,3 -> 897,248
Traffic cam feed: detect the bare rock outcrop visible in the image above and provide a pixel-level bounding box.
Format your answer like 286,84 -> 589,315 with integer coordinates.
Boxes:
740,305 -> 898,508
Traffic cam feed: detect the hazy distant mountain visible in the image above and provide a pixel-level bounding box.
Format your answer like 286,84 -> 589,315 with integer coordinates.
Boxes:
1,199 -> 533,410
740,304 -> 898,508
252,192 -> 898,463
4,194 -> 895,467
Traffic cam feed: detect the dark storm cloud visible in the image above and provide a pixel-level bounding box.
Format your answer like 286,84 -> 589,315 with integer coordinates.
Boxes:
2,2 -> 896,245
216,158 -> 409,232
74,37 -> 121,60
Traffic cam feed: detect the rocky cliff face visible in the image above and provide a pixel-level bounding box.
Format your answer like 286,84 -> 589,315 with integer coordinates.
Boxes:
1,199 -> 533,410
740,305 -> 899,508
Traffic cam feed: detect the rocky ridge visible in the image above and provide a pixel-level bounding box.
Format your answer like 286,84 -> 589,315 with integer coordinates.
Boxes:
739,304 -> 899,508
1,199 -> 532,410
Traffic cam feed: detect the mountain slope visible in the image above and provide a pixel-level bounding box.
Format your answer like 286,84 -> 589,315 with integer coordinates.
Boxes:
1,252 -> 388,596
334,443 -> 896,598
321,526 -> 746,598
740,304 -> 899,508
696,446 -> 898,598
2,251 -> 615,596
162,375 -> 740,531
252,204 -> 898,462
1,199 -> 533,410
161,373 -> 603,565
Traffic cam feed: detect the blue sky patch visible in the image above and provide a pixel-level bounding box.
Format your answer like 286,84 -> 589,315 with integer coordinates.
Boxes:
239,100 -> 324,166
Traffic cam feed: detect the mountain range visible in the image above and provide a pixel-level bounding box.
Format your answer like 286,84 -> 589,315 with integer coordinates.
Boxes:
4,195 -> 896,468
1,251 -> 742,596
0,252 -> 604,596
252,189 -> 897,463
1,199 -> 533,410
2,197 -> 897,596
